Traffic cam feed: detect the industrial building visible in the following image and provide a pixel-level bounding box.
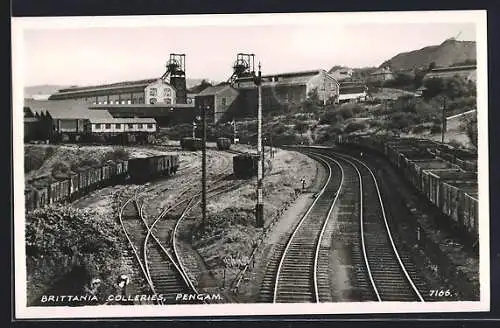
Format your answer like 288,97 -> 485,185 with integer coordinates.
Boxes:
24,99 -> 158,143
194,69 -> 341,122
369,67 -> 394,82
423,65 -> 477,83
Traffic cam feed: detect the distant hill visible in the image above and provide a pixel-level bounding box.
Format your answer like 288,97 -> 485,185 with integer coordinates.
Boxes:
24,85 -> 73,98
380,39 -> 476,71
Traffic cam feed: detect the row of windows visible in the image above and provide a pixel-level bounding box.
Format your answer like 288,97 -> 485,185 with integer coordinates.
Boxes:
149,87 -> 172,97
94,123 -> 154,129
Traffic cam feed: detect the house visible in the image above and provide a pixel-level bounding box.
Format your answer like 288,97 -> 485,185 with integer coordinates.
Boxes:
194,84 -> 239,123
423,65 -> 476,83
87,117 -> 157,134
369,67 -> 394,82
338,82 -> 368,103
329,68 -> 353,81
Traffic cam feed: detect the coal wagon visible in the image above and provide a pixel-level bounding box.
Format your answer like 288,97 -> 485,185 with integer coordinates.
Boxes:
216,137 -> 231,150
233,154 -> 259,179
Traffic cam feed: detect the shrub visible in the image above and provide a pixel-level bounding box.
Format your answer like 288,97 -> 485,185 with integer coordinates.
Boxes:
344,122 -> 367,134
430,124 -> 442,134
319,110 -> 340,124
339,108 -> 353,120
411,125 -> 427,134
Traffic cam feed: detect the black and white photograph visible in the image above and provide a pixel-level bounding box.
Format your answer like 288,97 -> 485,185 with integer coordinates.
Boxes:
12,10 -> 489,318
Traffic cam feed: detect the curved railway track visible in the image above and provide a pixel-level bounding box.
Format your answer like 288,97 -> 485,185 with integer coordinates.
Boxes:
271,153 -> 343,303
324,149 -> 426,302
116,151 -> 246,304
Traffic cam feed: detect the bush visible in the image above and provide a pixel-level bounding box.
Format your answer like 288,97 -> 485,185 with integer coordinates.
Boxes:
294,121 -> 308,134
339,108 -> 354,120
103,148 -> 129,162
26,206 -> 127,305
319,110 -> 340,124
430,124 -> 442,134
411,125 -> 427,134
344,121 -> 367,134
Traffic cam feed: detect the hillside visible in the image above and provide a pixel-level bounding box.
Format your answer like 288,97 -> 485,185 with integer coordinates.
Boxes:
380,39 -> 476,71
24,85 -> 72,98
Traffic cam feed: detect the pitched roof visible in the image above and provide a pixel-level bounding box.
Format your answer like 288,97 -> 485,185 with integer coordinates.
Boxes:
88,117 -> 157,124
197,84 -> 234,96
57,78 -> 158,93
24,99 -> 113,120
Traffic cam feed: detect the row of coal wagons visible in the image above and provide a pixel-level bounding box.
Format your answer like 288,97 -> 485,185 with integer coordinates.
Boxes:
25,154 -> 180,212
127,154 -> 179,183
428,145 -> 478,172
384,141 -> 479,242
233,154 -> 259,179
25,161 -> 129,211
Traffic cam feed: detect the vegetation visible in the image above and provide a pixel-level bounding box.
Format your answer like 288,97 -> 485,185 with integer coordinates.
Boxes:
26,206 -> 127,304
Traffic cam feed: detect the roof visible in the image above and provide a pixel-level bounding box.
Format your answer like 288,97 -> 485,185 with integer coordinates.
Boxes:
57,78 -> 158,93
49,78 -> 158,99
89,103 -> 194,109
88,117 -> 157,124
430,65 -> 476,73
371,67 -> 393,75
24,99 -> 113,120
235,69 -> 326,88
197,84 -> 235,96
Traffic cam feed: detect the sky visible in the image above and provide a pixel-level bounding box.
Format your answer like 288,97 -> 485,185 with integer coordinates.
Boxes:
16,13 -> 479,87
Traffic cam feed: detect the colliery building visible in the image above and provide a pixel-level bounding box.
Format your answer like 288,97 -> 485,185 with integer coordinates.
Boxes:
195,69 -> 340,122
423,65 -> 477,83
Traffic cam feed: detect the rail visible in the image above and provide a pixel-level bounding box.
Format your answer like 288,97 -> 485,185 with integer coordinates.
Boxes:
332,150 -> 425,302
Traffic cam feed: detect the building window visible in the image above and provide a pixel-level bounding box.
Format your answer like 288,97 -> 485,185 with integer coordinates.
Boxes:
149,88 -> 157,97
95,124 -> 101,129
127,100 -> 132,104
128,124 -> 133,129
221,98 -> 226,106
105,123 -> 111,129
138,124 -> 143,128
139,97 -> 144,104
147,124 -> 153,129
116,124 -> 121,129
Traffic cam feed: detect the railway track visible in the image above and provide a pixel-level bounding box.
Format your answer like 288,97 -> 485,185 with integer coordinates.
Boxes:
327,150 -> 426,302
116,150 -> 246,305
269,153 -> 343,303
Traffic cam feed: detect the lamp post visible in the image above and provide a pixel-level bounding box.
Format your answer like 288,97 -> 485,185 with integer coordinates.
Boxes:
254,63 -> 264,228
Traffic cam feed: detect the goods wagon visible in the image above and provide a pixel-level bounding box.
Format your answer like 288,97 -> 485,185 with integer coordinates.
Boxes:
180,137 -> 203,151
25,156 -> 176,212
127,154 -> 179,183
233,154 -> 259,179
216,137 -> 231,150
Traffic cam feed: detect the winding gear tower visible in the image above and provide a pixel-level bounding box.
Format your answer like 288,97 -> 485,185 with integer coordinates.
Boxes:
161,54 -> 187,104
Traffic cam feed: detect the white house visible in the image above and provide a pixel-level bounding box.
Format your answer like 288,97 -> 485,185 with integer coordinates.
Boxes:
87,118 -> 157,133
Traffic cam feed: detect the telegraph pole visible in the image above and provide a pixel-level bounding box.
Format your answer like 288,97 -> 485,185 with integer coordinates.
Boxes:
441,97 -> 447,143
201,104 -> 208,230
255,63 -> 264,228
